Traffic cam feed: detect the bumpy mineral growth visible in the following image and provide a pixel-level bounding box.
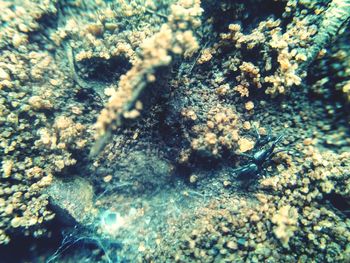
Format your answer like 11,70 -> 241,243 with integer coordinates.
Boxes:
91,0 -> 203,155
0,0 -> 349,262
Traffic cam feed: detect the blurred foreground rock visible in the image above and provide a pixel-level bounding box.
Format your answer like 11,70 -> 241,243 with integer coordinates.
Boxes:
46,178 -> 97,227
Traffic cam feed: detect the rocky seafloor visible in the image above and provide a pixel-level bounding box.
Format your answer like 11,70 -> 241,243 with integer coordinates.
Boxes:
0,0 -> 350,262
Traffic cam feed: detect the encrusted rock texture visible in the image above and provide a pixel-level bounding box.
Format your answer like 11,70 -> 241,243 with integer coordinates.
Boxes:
0,0 -> 349,262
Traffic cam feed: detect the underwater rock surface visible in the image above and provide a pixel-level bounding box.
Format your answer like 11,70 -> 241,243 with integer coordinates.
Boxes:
46,177 -> 96,226
0,0 -> 350,262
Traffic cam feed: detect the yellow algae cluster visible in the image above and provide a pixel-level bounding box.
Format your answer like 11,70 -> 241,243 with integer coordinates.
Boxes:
218,17 -> 312,96
187,105 -> 255,157
0,0 -> 95,244
271,204 -> 299,246
51,0 -> 168,64
190,106 -> 241,156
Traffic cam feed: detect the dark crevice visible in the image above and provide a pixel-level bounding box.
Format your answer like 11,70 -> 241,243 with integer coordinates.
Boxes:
202,0 -> 287,33
324,192 -> 350,218
76,56 -> 132,83
27,2 -> 60,51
